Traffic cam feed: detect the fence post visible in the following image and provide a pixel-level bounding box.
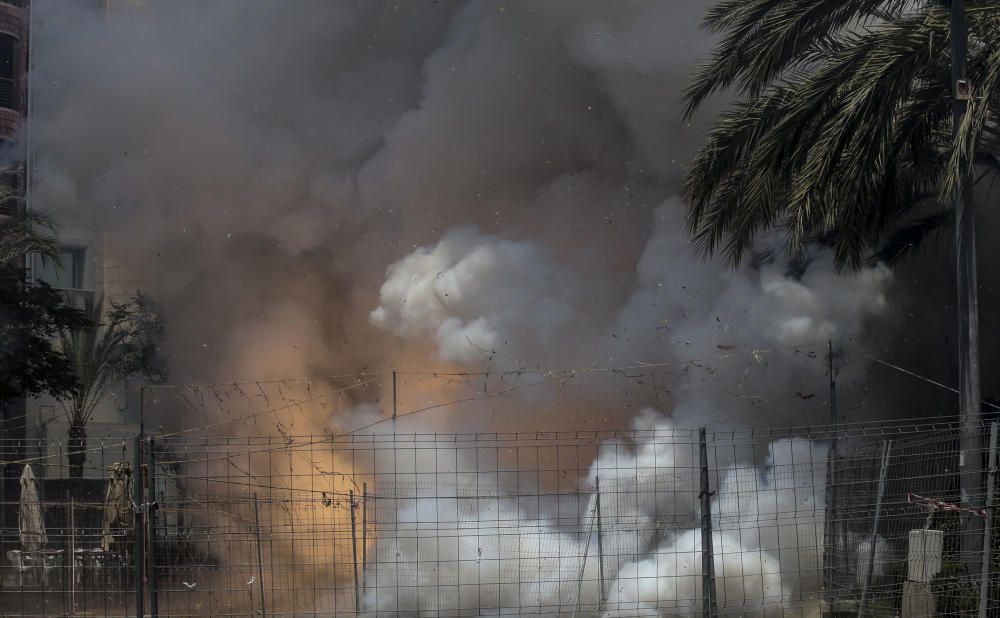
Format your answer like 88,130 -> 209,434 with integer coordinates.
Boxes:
699,428 -> 717,618
824,446 -> 838,609
146,437 -> 158,618
824,340 -> 840,608
362,483 -> 368,595
595,474 -> 605,607
253,493 -> 266,618
351,489 -> 360,613
979,422 -> 998,618
858,440 -> 892,618
133,436 -> 144,618
69,492 -> 75,612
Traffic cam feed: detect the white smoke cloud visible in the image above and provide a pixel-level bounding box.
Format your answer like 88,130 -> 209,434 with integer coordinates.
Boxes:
362,411 -> 830,616
370,226 -> 586,365
595,418 -> 828,616
361,150 -> 888,614
364,496 -> 602,615
622,203 -> 891,350
604,529 -> 788,618
371,198 -> 892,428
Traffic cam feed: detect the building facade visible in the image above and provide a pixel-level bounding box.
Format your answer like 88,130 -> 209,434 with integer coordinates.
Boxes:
0,0 -> 141,482
0,0 -> 33,467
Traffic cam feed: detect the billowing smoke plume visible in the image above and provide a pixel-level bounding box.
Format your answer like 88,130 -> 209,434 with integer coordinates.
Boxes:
32,0 -> 901,614
370,200 -> 891,428
33,0 -> 898,430
370,226 -> 591,365
362,410 -> 828,616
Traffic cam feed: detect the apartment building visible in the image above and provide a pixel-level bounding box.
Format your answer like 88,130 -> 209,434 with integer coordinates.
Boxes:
0,0 -> 143,480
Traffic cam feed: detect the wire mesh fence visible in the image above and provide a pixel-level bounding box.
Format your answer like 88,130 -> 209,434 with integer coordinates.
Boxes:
2,419 -> 1000,616
0,436 -> 142,617
824,421 -> 1000,617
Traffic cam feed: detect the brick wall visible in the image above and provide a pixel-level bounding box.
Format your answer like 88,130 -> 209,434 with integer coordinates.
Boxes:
0,4 -> 24,41
0,2 -> 25,130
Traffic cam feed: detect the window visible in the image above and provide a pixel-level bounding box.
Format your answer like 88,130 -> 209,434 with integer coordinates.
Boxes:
0,33 -> 18,109
34,247 -> 85,290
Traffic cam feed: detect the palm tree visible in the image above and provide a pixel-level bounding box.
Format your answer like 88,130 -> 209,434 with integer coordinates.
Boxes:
58,297 -> 133,478
683,0 -> 1000,270
58,293 -> 166,478
0,209 -> 60,265
0,168 -> 59,265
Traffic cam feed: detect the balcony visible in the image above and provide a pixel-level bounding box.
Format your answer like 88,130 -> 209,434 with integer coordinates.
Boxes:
61,289 -> 95,312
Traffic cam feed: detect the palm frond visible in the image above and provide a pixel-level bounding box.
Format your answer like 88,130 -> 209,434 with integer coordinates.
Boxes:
58,297 -> 132,426
684,0 -> 921,119
939,24 -> 1000,203
0,209 -> 60,265
868,208 -> 953,265
682,0 -> 998,270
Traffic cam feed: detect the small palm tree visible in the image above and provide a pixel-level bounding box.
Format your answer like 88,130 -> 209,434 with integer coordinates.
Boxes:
58,293 -> 166,478
59,297 -> 133,478
683,0 -> 1000,270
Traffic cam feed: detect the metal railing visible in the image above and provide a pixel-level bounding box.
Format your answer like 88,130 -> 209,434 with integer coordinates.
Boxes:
0,419 -> 999,616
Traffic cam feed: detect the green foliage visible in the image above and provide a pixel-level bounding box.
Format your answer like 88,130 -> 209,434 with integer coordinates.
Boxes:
59,292 -> 167,429
59,292 -> 167,478
0,209 -> 60,265
0,176 -> 90,408
109,291 -> 168,384
0,265 -> 91,406
684,0 -> 1000,270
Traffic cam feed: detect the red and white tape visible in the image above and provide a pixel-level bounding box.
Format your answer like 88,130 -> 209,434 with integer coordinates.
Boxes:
907,492 -> 987,518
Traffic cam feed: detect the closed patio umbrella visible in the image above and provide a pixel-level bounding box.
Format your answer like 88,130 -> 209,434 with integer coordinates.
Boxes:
19,464 -> 46,551
101,462 -> 132,552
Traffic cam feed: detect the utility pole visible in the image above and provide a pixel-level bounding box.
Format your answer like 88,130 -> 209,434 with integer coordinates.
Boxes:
952,0 -> 984,575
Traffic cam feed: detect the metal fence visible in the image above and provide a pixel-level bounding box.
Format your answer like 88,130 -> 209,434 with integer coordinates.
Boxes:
824,421 -> 1000,617
2,419 -> 1000,616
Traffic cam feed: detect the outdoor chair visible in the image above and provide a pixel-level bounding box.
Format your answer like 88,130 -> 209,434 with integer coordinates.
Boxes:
74,548 -> 107,586
6,550 -> 37,586
40,549 -> 63,587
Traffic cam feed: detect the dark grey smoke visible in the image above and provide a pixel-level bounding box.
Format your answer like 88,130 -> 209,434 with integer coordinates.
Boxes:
29,0 -> 928,433
31,4 -> 988,613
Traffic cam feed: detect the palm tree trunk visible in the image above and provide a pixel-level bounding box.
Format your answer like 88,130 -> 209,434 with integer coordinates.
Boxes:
67,419 -> 87,479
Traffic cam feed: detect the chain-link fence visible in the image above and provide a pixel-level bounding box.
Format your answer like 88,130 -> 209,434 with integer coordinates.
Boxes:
0,436 -> 142,617
2,419 -> 1000,616
824,421 -> 1000,617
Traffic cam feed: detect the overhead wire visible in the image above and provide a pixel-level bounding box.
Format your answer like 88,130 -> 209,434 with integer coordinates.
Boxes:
864,353 -> 1000,411
1,341 -> 825,466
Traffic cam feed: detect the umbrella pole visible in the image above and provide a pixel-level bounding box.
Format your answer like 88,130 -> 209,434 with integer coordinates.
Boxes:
133,437 -> 144,618
69,493 -> 76,612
